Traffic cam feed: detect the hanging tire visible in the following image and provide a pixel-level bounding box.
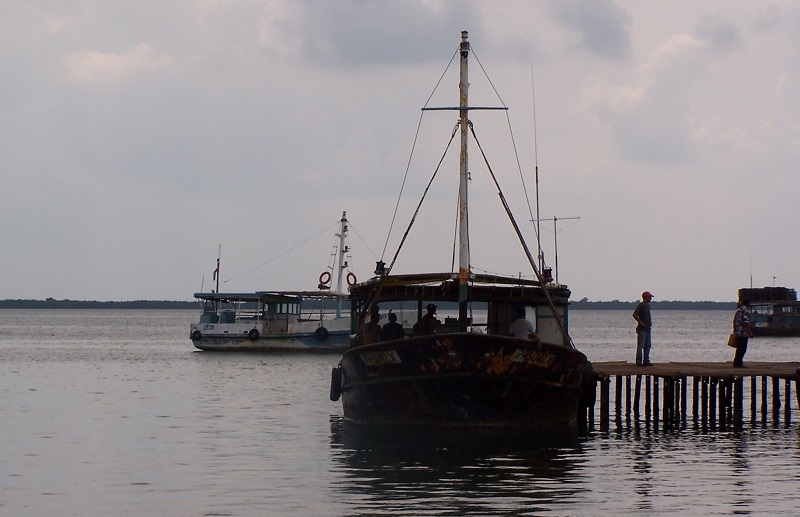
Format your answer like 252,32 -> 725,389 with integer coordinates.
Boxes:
191,330 -> 202,340
315,327 -> 329,341
330,367 -> 342,401
248,329 -> 260,340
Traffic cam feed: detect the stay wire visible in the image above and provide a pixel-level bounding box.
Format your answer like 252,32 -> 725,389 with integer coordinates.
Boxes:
222,220 -> 340,286
469,123 -> 574,348
472,46 -> 540,247
380,45 -> 460,262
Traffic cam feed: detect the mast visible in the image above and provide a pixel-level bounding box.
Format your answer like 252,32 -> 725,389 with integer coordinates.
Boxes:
457,31 -> 470,331
334,211 -> 349,318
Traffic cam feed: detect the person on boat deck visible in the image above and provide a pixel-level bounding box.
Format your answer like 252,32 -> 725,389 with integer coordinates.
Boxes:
380,311 -> 405,341
732,298 -> 753,367
360,308 -> 382,344
415,304 -> 440,335
632,291 -> 654,366
509,307 -> 538,340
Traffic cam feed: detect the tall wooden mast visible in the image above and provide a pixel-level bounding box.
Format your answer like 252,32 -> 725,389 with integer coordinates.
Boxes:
457,31 -> 470,331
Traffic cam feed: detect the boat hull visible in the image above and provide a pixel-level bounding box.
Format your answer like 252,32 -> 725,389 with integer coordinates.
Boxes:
192,331 -> 351,351
338,333 -> 587,433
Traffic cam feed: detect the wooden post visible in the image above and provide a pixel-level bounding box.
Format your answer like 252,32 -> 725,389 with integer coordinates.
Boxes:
645,375 -> 651,424
600,376 -> 610,432
626,375 -> 632,423
634,375 -> 642,420
701,377 -> 709,430
784,378 -> 791,426
733,376 -> 743,429
718,379 -> 727,430
710,378 -> 717,430
761,376 -> 768,426
653,377 -> 660,428
681,376 -> 688,427
615,375 -> 622,429
772,376 -> 781,426
750,376 -> 757,424
692,376 -> 700,425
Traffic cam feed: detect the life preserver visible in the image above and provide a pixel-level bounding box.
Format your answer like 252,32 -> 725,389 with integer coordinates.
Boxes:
191,330 -> 202,340
319,271 -> 332,285
248,329 -> 260,340
346,272 -> 357,286
315,326 -> 329,341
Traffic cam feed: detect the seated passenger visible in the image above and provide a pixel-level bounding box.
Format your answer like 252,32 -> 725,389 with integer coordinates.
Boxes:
509,307 -> 538,341
380,311 -> 405,341
359,309 -> 381,345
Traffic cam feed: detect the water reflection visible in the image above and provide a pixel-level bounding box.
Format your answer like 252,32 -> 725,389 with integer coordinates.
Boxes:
329,417 -> 590,516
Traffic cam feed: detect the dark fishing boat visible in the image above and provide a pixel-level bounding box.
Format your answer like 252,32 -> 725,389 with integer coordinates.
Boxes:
739,286 -> 800,336
330,32 -> 592,435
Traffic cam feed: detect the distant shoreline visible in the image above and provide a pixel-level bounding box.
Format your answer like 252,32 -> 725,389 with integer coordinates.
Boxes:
0,299 -> 736,310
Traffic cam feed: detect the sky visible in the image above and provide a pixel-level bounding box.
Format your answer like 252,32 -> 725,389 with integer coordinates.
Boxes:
2,1 -> 799,303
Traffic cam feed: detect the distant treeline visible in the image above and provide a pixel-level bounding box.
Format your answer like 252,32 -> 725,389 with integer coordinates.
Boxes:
0,299 -> 198,309
0,298 -> 736,310
570,299 -> 735,310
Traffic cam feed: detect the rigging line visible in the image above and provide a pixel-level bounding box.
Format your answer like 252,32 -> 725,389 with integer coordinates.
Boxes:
469,124 -> 574,348
381,46 -> 460,261
504,109 -> 539,246
381,110 -> 423,260
471,47 -> 508,107
473,48 -> 541,248
222,220 -> 340,285
346,220 -> 380,262
386,122 -> 460,274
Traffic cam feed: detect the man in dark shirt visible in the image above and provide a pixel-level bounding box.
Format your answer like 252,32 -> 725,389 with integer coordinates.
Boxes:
380,311 -> 405,341
632,291 -> 654,366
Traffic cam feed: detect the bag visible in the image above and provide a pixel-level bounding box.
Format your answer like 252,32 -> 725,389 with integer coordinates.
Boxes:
727,333 -> 738,348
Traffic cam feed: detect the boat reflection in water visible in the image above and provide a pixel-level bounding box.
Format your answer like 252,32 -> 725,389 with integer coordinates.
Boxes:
329,416 -> 586,515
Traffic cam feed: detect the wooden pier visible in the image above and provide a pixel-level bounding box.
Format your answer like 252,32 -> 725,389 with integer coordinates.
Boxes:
585,361 -> 800,432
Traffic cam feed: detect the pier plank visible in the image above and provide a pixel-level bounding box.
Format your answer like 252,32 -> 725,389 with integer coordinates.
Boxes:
593,361 -> 800,380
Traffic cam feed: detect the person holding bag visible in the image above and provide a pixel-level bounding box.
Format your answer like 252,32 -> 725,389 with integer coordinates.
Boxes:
732,298 -> 754,367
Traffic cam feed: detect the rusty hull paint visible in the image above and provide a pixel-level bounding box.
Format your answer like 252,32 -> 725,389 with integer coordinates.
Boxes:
339,333 -> 587,431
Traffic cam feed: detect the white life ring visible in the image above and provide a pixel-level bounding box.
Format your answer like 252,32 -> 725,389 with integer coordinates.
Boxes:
346,272 -> 358,286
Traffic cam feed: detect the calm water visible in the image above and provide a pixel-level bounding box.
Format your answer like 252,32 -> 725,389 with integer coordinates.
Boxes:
1,309 -> 799,516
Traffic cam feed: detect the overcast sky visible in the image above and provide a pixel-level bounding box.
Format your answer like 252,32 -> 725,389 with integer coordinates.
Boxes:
2,1 -> 798,302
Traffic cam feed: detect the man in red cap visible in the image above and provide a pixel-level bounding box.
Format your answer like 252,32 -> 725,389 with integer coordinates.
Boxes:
632,291 -> 654,366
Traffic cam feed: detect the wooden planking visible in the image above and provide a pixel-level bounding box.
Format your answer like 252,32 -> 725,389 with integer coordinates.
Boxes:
592,361 -> 800,380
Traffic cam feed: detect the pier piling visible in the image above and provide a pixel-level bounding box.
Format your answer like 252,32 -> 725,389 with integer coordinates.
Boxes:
588,362 -> 800,432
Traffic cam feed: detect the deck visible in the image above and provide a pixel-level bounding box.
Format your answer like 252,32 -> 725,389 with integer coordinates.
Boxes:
585,361 -> 800,432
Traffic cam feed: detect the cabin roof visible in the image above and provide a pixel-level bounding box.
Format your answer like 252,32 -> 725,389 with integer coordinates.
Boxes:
193,291 -> 345,303
348,273 -> 570,305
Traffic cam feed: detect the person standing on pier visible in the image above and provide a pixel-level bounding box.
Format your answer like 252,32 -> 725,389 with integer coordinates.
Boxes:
632,291 -> 654,366
732,298 -> 753,367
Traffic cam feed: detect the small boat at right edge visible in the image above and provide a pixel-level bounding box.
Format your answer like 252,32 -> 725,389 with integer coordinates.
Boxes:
739,286 -> 800,336
330,31 -> 594,437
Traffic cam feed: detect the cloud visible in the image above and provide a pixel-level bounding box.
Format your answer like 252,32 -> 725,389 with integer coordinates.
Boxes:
586,17 -> 743,163
549,0 -> 632,60
67,43 -> 173,83
258,0 -> 482,66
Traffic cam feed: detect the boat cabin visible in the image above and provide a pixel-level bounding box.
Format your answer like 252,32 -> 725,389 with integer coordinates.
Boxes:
195,292 -> 304,332
348,273 -> 571,345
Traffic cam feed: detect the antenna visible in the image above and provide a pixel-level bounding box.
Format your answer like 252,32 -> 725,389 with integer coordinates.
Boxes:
530,65 -> 543,272
531,216 -> 580,283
